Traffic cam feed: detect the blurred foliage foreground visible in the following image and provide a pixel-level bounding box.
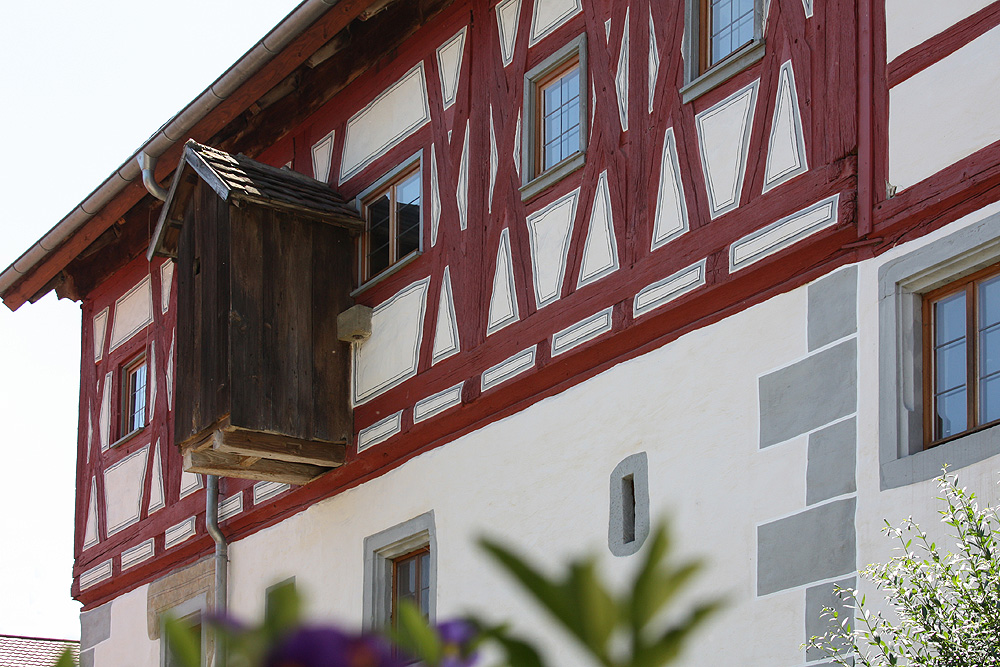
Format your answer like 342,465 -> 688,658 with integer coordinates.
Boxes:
152,524 -> 719,667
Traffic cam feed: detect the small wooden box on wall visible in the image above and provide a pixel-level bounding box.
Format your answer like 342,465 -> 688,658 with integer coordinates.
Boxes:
149,141 -> 364,485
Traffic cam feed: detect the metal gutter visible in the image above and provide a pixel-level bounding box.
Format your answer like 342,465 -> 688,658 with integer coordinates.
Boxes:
0,0 -> 344,300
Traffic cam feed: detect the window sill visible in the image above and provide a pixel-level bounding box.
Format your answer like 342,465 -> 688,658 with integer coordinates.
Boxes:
110,427 -> 144,450
352,251 -> 422,298
520,151 -> 585,203
681,40 -> 765,104
881,423 -> 1000,489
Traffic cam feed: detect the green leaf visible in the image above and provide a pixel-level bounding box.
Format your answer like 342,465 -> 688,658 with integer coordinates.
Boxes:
163,616 -> 203,667
53,648 -> 77,667
263,580 -> 301,639
389,600 -> 443,665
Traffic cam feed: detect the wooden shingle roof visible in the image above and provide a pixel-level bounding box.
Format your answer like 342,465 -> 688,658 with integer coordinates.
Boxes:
0,635 -> 79,667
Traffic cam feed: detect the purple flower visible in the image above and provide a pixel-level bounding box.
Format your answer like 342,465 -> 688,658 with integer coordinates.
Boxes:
436,620 -> 478,667
266,627 -> 408,667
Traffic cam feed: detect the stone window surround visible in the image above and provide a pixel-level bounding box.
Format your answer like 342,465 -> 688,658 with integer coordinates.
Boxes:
159,594 -> 208,667
520,33 -> 588,202
362,511 -> 437,631
608,452 -> 651,557
878,208 -> 1000,489
680,0 -> 765,103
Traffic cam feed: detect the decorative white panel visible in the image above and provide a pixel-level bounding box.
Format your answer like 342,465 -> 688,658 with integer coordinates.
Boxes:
180,470 -> 202,499
489,106 -> 499,214
99,371 -> 112,452
353,278 -> 431,404
219,493 -> 244,521
432,266 -> 461,364
148,440 -> 164,514
160,261 -> 174,314
763,61 -> 808,193
166,332 -> 175,411
605,18 -> 612,42
513,112 -> 522,176
648,9 -> 660,113
165,517 -> 196,549
652,128 -> 690,250
801,0 -> 813,19
634,259 -> 708,317
109,275 -> 153,352
93,308 -> 109,362
311,129 -> 336,183
148,347 -> 157,422
482,346 -> 537,391
885,0 -> 991,62
730,194 -> 840,272
437,27 -> 467,109
104,445 -> 149,536
615,10 -> 630,133
340,64 -> 431,183
414,382 -> 464,423
357,411 -> 403,452
695,80 -> 759,219
84,477 -> 99,549
86,406 -> 93,464
578,171 -> 619,288
488,228 -> 520,335
121,539 -> 154,570
430,143 -> 442,247
529,0 -> 582,46
496,0 -> 522,67
526,188 -> 579,309
551,307 -> 614,356
253,481 -> 290,505
80,560 -> 113,590
456,120 -> 470,230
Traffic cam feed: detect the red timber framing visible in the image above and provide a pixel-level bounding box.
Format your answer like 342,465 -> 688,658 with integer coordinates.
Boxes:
29,0 -> 994,609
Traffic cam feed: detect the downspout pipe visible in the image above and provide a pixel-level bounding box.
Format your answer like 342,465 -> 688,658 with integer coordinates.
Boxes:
139,153 -> 169,202
206,475 -> 228,667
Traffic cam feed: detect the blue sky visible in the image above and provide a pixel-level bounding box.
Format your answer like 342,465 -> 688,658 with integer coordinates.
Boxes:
0,0 -> 302,639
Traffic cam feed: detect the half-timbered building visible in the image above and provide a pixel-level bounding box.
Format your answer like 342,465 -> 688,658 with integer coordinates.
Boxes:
3,0 -> 1000,665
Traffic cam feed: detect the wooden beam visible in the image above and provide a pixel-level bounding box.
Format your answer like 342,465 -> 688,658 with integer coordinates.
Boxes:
184,449 -> 327,486
217,428 -> 347,467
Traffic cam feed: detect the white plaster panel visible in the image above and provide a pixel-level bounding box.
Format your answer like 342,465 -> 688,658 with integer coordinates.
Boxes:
340,64 -> 431,183
93,308 -> 109,362
634,259 -> 707,317
578,171 -> 619,288
801,0 -> 813,19
551,307 -> 614,356
99,371 -> 112,452
489,107 -> 499,213
179,470 -> 202,499
80,560 -> 113,590
253,481 -> 291,505
92,585 -> 159,667
357,411 -> 403,452
514,112 -> 522,176
456,120 -> 470,230
311,129 -> 336,183
121,539 -> 154,571
432,266 -> 461,364
526,188 -> 579,309
763,60 -> 808,193
885,0 -> 993,62
730,194 -> 840,272
529,0 -> 582,46
496,0 -> 522,67
160,261 -> 174,314
695,80 -> 759,219
353,278 -> 431,405
148,347 -> 157,422
104,445 -> 149,536
615,11 -> 629,133
109,275 -> 153,352
651,127 -> 690,250
414,382 -> 465,423
84,477 -> 99,549
488,229 -> 520,335
166,332 -> 175,411
430,143 -> 442,247
165,516 -> 196,549
220,492 -> 244,522
482,346 -> 537,391
148,440 -> 164,514
648,9 -> 659,114
888,26 -> 1000,191
437,28 -> 467,110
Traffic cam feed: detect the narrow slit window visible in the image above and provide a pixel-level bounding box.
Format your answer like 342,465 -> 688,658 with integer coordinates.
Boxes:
621,474 -> 636,544
609,453 -> 649,557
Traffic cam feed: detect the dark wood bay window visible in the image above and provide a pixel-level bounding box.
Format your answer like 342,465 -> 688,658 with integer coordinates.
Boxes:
923,263 -> 1000,446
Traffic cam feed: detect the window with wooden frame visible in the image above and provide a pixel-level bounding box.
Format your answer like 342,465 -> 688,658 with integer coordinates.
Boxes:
121,353 -> 147,439
923,263 -> 1000,447
682,0 -> 764,102
521,34 -> 587,201
391,547 -> 431,626
361,163 -> 421,282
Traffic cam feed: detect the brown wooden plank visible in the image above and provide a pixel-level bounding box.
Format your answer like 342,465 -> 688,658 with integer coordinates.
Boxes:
184,449 -> 326,486
217,428 -> 347,467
